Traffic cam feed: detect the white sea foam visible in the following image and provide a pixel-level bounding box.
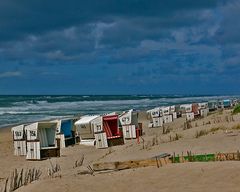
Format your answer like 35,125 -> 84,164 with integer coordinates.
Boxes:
0,95 -> 238,128
0,111 -> 40,115
0,96 -> 235,116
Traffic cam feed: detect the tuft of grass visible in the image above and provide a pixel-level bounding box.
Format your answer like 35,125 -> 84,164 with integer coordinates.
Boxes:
183,121 -> 192,130
218,109 -> 223,115
232,124 -> 240,130
144,135 -> 160,149
73,155 -> 84,169
169,133 -> 182,142
233,104 -> 240,114
195,130 -> 208,138
210,127 -> 219,132
2,168 -> 42,192
162,125 -> 171,134
210,127 -> 225,133
195,126 -> 225,138
48,160 -> 61,178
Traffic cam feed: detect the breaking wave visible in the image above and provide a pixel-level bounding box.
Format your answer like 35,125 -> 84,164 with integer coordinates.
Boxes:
0,95 -> 238,128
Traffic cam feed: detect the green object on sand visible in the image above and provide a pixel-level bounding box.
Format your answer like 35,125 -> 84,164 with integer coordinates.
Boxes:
172,154 -> 215,163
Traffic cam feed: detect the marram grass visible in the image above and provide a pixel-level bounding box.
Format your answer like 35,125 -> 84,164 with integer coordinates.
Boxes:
233,104 -> 240,114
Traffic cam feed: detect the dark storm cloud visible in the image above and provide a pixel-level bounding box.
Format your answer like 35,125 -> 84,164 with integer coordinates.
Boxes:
0,0 -> 220,42
216,0 -> 240,45
213,0 -> 240,74
0,0 -> 239,95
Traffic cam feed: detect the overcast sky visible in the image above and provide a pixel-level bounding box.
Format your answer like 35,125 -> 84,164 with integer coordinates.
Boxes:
0,0 -> 239,95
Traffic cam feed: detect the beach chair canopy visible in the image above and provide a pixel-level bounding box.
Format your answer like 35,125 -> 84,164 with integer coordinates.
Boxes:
25,122 -> 57,147
75,115 -> 99,126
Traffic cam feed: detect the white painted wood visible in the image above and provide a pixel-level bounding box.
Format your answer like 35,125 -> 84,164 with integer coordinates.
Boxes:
198,102 -> 208,109
119,113 -> 132,125
172,112 -> 177,119
163,115 -> 173,123
14,141 -> 27,156
93,117 -> 103,133
12,124 -> 27,156
180,104 -> 192,113
162,107 -> 170,116
75,116 -> 98,139
75,115 -> 99,126
25,122 -> 57,147
51,119 -> 61,134
186,112 -> 195,121
200,108 -> 209,117
80,139 -> 95,146
148,123 -> 153,128
170,105 -> 175,113
95,132 -> 108,149
158,108 -> 163,117
25,123 -> 38,141
26,142 -> 41,160
152,117 -> 163,127
150,108 -> 160,118
12,125 -> 25,140
56,134 -> 66,148
120,110 -> 138,127
25,122 -> 58,160
122,125 -> 136,139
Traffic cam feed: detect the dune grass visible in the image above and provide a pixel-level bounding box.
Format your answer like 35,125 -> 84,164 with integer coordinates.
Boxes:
195,126 -> 225,138
195,130 -> 208,138
232,124 -> 240,130
169,133 -> 182,142
233,104 -> 240,114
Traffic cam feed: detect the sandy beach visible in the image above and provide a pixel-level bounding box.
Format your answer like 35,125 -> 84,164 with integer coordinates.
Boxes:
1,109 -> 240,192
1,0 -> 239,190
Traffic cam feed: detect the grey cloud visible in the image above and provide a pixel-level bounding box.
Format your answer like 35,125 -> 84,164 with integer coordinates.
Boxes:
216,0 -> 240,45
0,71 -> 22,78
0,0 -> 233,79
0,0 -> 221,43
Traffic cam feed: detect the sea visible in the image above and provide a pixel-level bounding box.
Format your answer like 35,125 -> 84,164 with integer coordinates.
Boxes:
0,95 -> 238,128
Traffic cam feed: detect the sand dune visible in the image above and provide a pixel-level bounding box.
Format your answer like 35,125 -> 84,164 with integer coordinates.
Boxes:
1,109 -> 240,192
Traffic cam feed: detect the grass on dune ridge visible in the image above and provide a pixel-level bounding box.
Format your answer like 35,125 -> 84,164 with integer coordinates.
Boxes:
233,104 -> 240,114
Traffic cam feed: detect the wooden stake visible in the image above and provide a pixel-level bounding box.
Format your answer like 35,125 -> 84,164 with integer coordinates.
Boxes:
155,157 -> 159,168
3,177 -> 8,192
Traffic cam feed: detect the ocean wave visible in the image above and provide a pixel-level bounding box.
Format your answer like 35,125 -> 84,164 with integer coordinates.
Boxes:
0,111 -> 40,115
0,95 -> 239,128
13,100 -> 48,105
1,95 -> 237,114
10,98 -> 152,109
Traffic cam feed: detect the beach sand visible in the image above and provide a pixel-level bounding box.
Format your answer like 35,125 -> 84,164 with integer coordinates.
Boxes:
1,109 -> 240,192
